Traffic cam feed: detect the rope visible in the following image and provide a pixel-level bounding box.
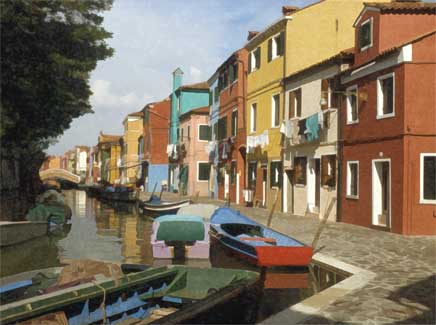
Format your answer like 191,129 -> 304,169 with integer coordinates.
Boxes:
93,281 -> 107,324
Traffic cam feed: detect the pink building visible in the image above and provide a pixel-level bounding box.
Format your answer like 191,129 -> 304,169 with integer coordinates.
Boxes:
178,106 -> 211,196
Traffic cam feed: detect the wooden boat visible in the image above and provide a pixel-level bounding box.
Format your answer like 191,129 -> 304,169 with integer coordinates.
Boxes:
0,221 -> 49,247
151,215 -> 210,259
210,207 -> 313,267
0,265 -> 260,324
141,196 -> 191,216
99,187 -> 138,202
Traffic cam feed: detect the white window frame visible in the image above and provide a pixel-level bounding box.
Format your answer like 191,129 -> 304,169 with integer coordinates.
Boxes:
197,161 -> 210,182
250,50 -> 257,73
231,108 -> 238,137
346,85 -> 359,125
346,160 -> 359,199
250,103 -> 257,133
377,72 -> 395,119
420,153 -> 436,204
271,93 -> 280,128
271,33 -> 281,60
198,124 -> 210,142
359,17 -> 373,52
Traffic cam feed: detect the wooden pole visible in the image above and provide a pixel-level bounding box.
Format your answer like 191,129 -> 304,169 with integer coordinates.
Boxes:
149,182 -> 158,201
266,188 -> 281,228
311,197 -> 336,250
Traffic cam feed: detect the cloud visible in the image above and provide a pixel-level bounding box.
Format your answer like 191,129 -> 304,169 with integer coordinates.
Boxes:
47,0 -> 316,155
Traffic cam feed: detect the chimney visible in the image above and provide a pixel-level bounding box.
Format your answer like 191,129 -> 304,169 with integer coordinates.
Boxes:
247,31 -> 259,41
282,6 -> 299,16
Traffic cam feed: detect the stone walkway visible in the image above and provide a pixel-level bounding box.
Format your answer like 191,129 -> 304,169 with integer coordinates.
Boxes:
141,192 -> 435,324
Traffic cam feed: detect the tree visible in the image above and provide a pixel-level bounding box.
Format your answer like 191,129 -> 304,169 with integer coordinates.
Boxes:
0,0 -> 114,219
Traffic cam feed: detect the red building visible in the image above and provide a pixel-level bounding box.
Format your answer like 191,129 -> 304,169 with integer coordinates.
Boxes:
215,48 -> 248,204
340,1 -> 436,235
141,98 -> 171,192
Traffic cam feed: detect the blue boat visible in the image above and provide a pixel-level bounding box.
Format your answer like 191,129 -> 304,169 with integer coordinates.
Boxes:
210,207 -> 313,267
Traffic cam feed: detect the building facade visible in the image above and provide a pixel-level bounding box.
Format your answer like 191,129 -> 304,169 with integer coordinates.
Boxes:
215,48 -> 248,204
178,107 -> 211,196
142,98 -> 171,192
340,2 -> 436,235
168,69 -> 210,192
97,132 -> 122,184
207,71 -> 220,199
120,111 -> 143,185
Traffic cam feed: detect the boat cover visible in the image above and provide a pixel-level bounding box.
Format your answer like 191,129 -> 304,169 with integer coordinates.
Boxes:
155,215 -> 205,241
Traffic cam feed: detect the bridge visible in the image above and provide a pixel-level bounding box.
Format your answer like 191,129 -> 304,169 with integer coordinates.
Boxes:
39,168 -> 81,184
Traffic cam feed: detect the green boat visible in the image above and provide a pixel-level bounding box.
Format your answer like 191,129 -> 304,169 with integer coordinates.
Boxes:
0,265 -> 261,324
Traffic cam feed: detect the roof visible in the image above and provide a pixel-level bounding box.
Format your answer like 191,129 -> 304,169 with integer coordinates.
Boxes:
99,132 -> 122,143
178,81 -> 209,91
365,1 -> 436,13
344,29 -> 436,74
179,106 -> 209,120
128,110 -> 143,117
283,48 -> 354,82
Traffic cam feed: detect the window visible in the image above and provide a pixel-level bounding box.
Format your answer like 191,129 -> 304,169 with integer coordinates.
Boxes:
270,161 -> 282,188
268,32 -> 284,61
217,117 -> 227,140
250,103 -> 257,133
176,128 -> 180,141
294,157 -> 307,185
181,127 -> 184,141
272,94 -> 280,127
214,87 -> 219,103
198,162 -> 210,181
248,161 -> 257,189
377,73 -> 394,118
358,18 -> 372,51
289,88 -> 302,118
321,155 -> 336,187
249,47 -> 261,72
230,161 -> 237,185
420,154 -> 436,203
187,125 -> 191,140
231,110 -> 237,137
199,124 -> 211,141
229,63 -> 238,84
177,97 -> 181,112
347,161 -> 359,198
346,85 -> 358,124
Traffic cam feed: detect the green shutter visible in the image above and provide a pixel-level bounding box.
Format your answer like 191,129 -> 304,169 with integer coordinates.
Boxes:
268,39 -> 272,62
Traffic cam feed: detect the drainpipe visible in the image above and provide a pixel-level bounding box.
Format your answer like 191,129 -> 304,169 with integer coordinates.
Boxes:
337,88 -> 343,222
235,56 -> 247,199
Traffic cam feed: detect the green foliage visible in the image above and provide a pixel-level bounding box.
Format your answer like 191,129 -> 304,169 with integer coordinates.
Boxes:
0,0 -> 114,151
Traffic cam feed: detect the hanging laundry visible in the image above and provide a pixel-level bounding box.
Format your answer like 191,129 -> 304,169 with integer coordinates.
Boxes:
222,142 -> 228,159
291,119 -> 300,145
305,113 -> 320,141
280,121 -> 286,135
298,119 -> 306,136
318,110 -> 324,129
285,119 -> 293,138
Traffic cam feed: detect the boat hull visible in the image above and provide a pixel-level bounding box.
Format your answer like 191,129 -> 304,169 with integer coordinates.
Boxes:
0,222 -> 48,247
141,200 -> 191,216
210,208 -> 313,267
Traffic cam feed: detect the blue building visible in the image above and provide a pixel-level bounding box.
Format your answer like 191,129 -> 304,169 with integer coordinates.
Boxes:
168,68 -> 210,192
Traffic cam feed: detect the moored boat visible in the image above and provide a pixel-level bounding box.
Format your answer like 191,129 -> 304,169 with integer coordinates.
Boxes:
141,196 -> 191,216
210,207 -> 313,267
0,221 -> 48,247
0,265 -> 260,324
99,186 -> 138,202
151,215 -> 210,259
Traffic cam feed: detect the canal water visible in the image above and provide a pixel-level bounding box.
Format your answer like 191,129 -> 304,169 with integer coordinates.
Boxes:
0,190 -> 344,322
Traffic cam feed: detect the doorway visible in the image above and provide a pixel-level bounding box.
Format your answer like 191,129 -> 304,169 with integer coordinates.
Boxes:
372,159 -> 391,228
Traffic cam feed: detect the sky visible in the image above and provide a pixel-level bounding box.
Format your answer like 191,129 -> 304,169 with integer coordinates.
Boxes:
46,0 -> 318,155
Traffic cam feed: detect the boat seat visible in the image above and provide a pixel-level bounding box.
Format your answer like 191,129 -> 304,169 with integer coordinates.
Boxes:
239,237 -> 277,244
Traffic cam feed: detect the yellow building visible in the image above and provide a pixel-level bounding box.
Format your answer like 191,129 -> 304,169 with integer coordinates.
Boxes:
245,7 -> 294,210
120,111 -> 144,185
97,132 -> 122,184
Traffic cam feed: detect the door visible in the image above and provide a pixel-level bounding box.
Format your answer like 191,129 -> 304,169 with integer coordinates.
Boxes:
372,160 -> 391,228
315,159 -> 321,211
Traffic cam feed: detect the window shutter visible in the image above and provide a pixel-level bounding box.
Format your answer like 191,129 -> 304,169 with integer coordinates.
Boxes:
296,89 -> 302,117
321,79 -> 329,110
248,53 -> 252,72
233,64 -> 238,80
268,39 -> 272,62
255,47 -> 261,69
321,156 -> 328,185
278,32 -> 284,56
289,91 -> 295,118
229,67 -> 234,84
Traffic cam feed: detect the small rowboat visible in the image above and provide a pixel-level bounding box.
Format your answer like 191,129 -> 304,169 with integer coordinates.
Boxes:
210,207 -> 313,267
0,265 -> 260,324
151,215 -> 210,259
0,221 -> 49,247
141,196 -> 191,216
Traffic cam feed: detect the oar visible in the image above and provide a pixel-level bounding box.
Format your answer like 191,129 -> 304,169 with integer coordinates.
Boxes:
149,182 -> 158,201
159,185 -> 164,200
266,187 -> 281,227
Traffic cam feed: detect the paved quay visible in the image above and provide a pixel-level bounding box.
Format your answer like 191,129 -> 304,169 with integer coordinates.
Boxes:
140,192 -> 435,324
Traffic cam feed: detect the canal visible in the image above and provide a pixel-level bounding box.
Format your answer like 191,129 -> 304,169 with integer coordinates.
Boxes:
0,190 -> 345,322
